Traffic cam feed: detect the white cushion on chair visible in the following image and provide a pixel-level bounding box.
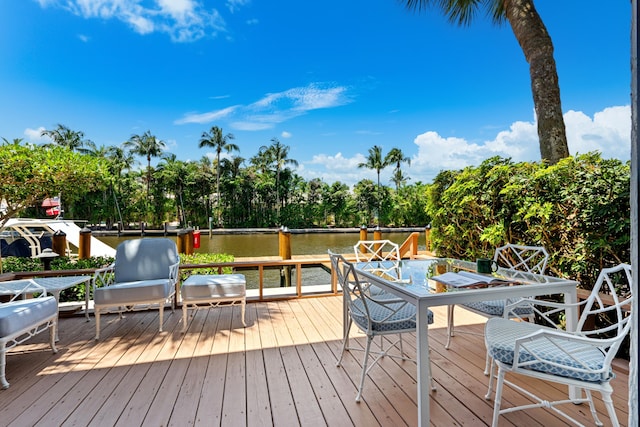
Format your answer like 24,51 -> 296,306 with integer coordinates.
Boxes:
485,318 -> 611,383
0,297 -> 57,337
463,299 -> 533,317
94,279 -> 174,305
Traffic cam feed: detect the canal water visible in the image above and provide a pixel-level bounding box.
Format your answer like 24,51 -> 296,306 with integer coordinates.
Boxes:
97,231 -> 426,258
96,231 -> 427,292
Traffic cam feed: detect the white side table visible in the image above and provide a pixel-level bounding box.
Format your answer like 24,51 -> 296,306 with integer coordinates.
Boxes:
180,274 -> 246,332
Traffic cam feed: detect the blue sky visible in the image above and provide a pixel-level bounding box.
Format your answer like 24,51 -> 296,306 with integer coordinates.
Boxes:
0,1 -> 631,187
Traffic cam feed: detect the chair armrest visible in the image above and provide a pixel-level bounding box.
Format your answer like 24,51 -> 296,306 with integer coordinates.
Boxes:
92,264 -> 115,291
168,261 -> 180,285
504,297 -> 587,329
513,328 -> 618,377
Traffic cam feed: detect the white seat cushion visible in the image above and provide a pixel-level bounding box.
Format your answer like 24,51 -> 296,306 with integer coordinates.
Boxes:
181,274 -> 246,300
485,318 -> 611,383
94,279 -> 173,305
0,297 -> 57,337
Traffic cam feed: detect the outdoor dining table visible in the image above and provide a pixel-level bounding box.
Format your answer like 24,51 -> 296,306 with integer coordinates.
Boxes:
353,258 -> 579,427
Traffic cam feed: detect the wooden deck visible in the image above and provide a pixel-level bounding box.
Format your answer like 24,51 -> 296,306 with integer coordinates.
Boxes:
0,297 -> 630,426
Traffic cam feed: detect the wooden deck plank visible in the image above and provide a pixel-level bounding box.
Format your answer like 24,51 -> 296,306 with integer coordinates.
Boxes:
0,295 -> 630,427
193,306 -> 232,426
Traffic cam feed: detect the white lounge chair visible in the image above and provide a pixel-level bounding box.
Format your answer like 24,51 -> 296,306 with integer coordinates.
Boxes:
92,238 -> 179,340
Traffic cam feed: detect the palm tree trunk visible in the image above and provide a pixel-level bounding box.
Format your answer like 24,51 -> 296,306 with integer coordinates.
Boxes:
504,0 -> 569,164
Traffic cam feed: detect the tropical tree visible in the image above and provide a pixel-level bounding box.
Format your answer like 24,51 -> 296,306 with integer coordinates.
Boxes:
385,147 -> 411,191
404,0 -> 569,164
261,138 -> 299,213
40,124 -> 89,152
198,126 -> 239,226
358,145 -> 390,221
124,130 -> 166,214
0,142 -> 109,227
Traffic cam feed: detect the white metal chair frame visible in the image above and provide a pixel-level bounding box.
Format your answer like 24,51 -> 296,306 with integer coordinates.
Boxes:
446,244 -> 550,373
353,239 -> 402,279
330,251 -> 434,402
485,263 -> 632,427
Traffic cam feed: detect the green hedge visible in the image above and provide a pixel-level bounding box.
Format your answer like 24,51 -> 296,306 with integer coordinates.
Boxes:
427,153 -> 630,291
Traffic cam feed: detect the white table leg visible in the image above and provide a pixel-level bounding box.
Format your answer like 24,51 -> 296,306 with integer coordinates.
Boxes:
565,286 -> 580,399
416,300 -> 430,427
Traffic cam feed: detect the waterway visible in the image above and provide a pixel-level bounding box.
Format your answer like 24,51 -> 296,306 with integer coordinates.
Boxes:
97,231 -> 426,258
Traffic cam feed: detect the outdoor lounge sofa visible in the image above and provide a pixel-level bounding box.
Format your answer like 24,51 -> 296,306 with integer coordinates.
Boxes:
92,238 -> 179,340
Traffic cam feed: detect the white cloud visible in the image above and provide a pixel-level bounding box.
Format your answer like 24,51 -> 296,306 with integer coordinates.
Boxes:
565,106 -> 630,159
281,131 -> 292,138
175,83 -> 351,129
38,0 -> 231,43
24,127 -> 48,142
174,106 -> 238,125
301,105 -> 631,187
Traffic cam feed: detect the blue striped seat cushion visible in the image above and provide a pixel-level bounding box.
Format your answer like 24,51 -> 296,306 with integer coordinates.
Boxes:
485,318 -> 611,383
463,299 -> 533,317
351,299 -> 433,332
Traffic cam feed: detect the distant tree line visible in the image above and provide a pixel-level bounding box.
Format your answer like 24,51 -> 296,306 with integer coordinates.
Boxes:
1,125 -> 430,229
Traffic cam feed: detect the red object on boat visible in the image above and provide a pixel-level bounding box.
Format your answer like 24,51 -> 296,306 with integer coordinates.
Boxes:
45,207 -> 60,216
42,197 -> 60,207
193,230 -> 201,249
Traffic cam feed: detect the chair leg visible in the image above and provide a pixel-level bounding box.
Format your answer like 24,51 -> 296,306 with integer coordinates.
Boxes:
587,389 -> 607,427
94,309 -> 101,340
485,359 -> 496,400
491,366 -> 506,427
0,345 -> 8,389
336,318 -> 352,367
445,304 -> 455,349
49,321 -> 58,354
356,336 -> 374,402
483,353 -> 492,376
159,304 -> 164,332
182,304 -> 189,333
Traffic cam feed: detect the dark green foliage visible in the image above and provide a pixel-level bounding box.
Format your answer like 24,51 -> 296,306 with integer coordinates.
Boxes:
179,252 -> 235,281
427,153 -> 630,291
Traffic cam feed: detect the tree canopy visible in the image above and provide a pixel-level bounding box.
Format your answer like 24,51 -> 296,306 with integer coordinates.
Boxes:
0,142 -> 110,227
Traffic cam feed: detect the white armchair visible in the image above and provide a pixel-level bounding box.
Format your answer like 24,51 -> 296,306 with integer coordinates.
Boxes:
0,281 -> 58,389
92,238 -> 179,340
484,263 -> 632,426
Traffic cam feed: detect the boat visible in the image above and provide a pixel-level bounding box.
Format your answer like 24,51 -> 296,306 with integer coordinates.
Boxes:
1,218 -> 116,258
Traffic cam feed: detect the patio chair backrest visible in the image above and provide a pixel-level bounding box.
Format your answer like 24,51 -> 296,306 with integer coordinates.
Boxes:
493,244 -> 549,275
114,238 -> 179,283
354,239 -> 401,263
576,263 -> 633,340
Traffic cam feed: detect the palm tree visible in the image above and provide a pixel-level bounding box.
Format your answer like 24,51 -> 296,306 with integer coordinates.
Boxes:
358,145 -> 389,224
404,0 -> 569,164
385,147 -> 411,191
124,131 -> 166,213
358,145 -> 389,194
260,138 -> 299,215
198,126 -> 238,226
40,124 -> 87,152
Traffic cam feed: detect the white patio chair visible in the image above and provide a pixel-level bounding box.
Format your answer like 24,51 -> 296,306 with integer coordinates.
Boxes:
92,238 -> 179,339
330,251 -> 435,402
446,244 -> 549,374
485,263 -> 632,427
